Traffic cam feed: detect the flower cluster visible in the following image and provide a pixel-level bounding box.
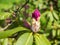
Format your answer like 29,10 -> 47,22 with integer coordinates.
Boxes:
23,9 -> 41,32
31,9 -> 40,32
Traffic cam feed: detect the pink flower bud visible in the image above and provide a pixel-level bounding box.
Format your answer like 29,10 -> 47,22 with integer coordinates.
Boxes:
23,19 -> 31,29
32,9 -> 40,21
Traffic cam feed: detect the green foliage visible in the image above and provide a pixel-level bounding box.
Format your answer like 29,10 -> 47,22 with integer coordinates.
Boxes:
0,0 -> 60,45
0,27 -> 29,39
2,38 -> 8,45
34,33 -> 51,45
16,33 -> 33,45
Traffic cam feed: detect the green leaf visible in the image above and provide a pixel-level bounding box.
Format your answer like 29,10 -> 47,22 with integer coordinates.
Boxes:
52,11 -> 59,20
16,32 -> 33,45
52,30 -> 56,38
48,11 -> 54,22
0,12 -> 11,20
40,11 -> 49,25
0,0 -> 21,20
47,21 -> 52,30
2,38 -> 8,45
58,0 -> 60,7
0,0 -> 20,9
57,30 -> 60,37
34,33 -> 51,45
42,11 -> 49,15
0,27 -> 29,39
40,15 -> 47,25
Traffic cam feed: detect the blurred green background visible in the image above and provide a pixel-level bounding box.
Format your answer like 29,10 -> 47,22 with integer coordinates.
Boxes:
0,0 -> 60,45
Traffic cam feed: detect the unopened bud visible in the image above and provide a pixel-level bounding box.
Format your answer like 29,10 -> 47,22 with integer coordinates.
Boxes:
23,19 -> 31,29
50,2 -> 53,11
31,9 -> 40,32
32,9 -> 40,21
24,4 -> 29,9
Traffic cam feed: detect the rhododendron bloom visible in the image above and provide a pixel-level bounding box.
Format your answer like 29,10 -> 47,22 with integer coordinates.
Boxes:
32,9 -> 40,21
31,9 -> 40,32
